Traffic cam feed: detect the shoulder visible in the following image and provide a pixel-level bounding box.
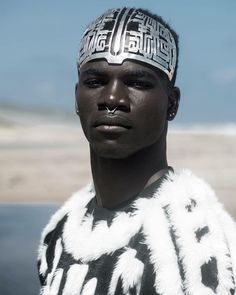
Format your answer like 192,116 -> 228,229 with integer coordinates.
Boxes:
156,168 -> 236,241
40,183 -> 94,244
152,168 -> 236,236
163,169 -> 236,278
37,183 -> 94,284
156,169 -> 219,209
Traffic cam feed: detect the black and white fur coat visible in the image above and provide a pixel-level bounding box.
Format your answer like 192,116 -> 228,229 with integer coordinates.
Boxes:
38,170 -> 236,295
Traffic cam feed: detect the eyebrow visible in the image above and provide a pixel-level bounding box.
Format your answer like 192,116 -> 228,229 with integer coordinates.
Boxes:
126,70 -> 156,80
80,68 -> 157,80
80,68 -> 106,77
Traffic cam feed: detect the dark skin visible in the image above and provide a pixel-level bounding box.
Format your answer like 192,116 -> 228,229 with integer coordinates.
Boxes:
76,60 -> 180,208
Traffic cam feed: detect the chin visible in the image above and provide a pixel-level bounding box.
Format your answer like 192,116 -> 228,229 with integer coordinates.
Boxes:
90,143 -> 135,159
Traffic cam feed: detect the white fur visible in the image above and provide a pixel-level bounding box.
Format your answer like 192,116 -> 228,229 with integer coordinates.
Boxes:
63,264 -> 89,295
137,197 -> 183,294
39,244 -> 48,276
81,278 -> 97,295
39,170 -> 236,294
38,183 -> 94,265
215,203 -> 236,281
156,170 -> 235,294
63,209 -> 143,262
48,269 -> 63,295
109,248 -> 144,295
41,238 -> 63,295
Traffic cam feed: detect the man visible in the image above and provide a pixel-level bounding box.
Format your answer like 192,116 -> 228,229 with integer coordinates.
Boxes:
38,8 -> 236,294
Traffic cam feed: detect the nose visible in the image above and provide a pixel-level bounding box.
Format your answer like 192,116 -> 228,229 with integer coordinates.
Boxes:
98,79 -> 130,112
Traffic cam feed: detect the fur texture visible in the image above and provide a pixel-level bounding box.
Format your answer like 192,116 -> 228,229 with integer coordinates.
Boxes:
38,170 -> 236,294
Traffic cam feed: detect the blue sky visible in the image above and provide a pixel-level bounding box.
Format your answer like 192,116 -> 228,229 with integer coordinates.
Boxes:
1,0 -> 236,123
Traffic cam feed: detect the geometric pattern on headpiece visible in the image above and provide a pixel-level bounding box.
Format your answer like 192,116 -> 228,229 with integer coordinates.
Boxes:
78,8 -> 177,81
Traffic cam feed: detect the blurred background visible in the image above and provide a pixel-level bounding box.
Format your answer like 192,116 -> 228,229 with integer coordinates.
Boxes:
0,0 -> 235,294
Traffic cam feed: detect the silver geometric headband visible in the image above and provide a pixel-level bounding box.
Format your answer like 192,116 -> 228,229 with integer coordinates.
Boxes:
78,8 -> 177,81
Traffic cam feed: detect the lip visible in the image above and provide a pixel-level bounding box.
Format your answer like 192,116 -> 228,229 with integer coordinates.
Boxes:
95,125 -> 129,133
93,115 -> 132,130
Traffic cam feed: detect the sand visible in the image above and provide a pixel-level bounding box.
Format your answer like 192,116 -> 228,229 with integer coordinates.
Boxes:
0,109 -> 236,217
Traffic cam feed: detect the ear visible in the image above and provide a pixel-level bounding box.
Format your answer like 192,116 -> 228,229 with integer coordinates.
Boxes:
167,86 -> 181,121
75,83 -> 79,116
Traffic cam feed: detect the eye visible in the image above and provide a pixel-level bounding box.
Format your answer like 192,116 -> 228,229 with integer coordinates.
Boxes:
125,80 -> 153,90
83,78 -> 106,88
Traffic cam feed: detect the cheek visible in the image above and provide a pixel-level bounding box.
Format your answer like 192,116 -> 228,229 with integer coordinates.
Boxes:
76,93 -> 94,136
77,89 -> 90,111
77,85 -> 97,113
132,95 -> 168,142
148,105 -> 167,128
135,95 -> 168,125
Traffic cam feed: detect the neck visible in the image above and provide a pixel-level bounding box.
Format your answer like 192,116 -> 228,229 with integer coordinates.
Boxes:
90,140 -> 168,208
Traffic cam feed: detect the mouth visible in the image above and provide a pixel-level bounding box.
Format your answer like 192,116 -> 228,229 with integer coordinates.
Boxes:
93,115 -> 132,132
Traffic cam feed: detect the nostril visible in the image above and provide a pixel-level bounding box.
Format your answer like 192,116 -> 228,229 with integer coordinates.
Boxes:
118,105 -> 130,112
98,104 -> 107,111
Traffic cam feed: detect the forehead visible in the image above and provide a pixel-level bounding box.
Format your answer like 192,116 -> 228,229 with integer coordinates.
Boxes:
80,59 -> 163,81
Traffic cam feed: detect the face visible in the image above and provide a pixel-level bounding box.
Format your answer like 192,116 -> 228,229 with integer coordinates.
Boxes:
76,59 -> 178,159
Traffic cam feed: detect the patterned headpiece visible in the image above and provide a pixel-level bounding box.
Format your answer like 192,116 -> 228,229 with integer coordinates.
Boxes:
78,8 -> 177,81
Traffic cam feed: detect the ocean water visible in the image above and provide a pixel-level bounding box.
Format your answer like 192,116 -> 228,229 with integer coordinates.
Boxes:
0,204 -> 59,295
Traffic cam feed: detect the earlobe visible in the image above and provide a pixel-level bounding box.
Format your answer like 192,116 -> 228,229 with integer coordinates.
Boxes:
75,100 -> 79,116
75,82 -> 78,95
75,83 -> 80,116
167,87 -> 181,121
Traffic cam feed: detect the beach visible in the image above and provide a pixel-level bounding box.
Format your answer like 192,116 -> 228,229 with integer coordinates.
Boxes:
0,107 -> 236,217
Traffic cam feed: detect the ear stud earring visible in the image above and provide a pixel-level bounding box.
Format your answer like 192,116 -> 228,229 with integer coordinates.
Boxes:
168,112 -> 176,121
75,101 -> 79,115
